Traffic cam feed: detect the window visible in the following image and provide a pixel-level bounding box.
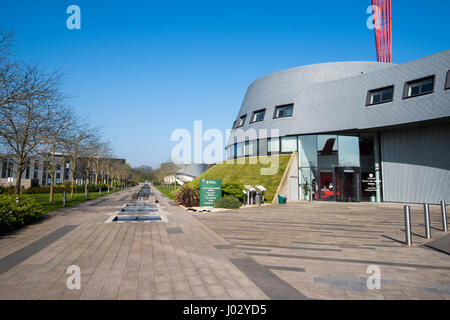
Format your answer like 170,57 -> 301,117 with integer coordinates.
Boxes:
33,161 -> 39,180
236,142 -> 244,157
338,135 -> 360,167
298,135 -> 317,167
251,109 -> 266,123
244,140 -> 257,156
445,70 -> 450,90
366,86 -> 394,106
236,115 -> 246,127
281,136 -> 297,153
267,137 -> 280,154
64,161 -> 70,180
7,159 -> 13,178
226,146 -> 234,160
1,159 -> 6,178
273,104 -> 293,118
403,76 -> 434,98
25,160 -> 30,179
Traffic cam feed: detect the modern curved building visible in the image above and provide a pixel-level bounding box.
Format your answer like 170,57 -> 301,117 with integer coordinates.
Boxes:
226,50 -> 450,204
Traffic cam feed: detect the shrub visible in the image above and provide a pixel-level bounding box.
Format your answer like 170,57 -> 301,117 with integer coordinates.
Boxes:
174,186 -> 200,207
213,196 -> 241,209
0,195 -> 44,233
222,183 -> 245,201
0,186 -> 14,195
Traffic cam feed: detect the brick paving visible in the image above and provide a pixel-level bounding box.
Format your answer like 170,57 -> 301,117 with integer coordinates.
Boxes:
0,185 -> 449,300
194,201 -> 450,300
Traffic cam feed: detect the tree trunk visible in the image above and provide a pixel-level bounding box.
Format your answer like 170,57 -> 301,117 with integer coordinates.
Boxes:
71,158 -> 77,198
95,173 -> 98,185
71,176 -> 75,198
85,173 -> 89,198
49,147 -> 55,202
14,160 -> 24,195
49,174 -> 54,202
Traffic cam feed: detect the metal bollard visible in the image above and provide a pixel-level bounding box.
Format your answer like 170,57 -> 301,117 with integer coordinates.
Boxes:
107,187 -> 110,194
63,191 -> 66,208
86,189 -> 89,200
404,205 -> 412,246
423,203 -> 431,239
255,192 -> 261,206
99,187 -> 102,196
441,201 -> 448,232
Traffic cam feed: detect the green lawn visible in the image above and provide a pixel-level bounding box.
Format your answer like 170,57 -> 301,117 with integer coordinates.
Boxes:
26,190 -> 116,214
154,185 -> 176,200
187,155 -> 292,202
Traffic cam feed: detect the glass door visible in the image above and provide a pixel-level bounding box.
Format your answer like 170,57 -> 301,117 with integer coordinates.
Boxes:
318,170 -> 335,201
335,167 -> 361,202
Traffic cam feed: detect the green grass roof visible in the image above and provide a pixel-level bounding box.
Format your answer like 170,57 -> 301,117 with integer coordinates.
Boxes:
187,155 -> 292,202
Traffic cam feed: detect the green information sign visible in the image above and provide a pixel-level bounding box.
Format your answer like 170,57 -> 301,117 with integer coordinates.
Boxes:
200,179 -> 222,207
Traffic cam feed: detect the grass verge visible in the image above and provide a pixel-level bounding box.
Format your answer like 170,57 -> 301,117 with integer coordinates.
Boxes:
154,185 -> 176,200
26,190 -> 117,214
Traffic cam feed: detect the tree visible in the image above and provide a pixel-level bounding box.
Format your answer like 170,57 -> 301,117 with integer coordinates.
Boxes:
35,104 -> 73,202
91,141 -> 112,185
78,136 -> 101,196
0,30 -> 66,194
63,120 -> 96,198
131,165 -> 154,182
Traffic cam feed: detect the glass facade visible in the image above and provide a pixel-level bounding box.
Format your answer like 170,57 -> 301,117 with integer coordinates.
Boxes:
267,137 -> 280,154
244,140 -> 257,157
281,136 -> 297,153
236,142 -> 244,158
338,135 -> 360,167
227,132 -> 382,202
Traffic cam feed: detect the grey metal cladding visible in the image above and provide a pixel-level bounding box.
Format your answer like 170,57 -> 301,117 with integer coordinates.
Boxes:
380,123 -> 450,204
227,50 -> 450,146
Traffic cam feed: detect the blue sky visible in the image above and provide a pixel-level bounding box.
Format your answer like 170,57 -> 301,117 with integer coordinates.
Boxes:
1,0 -> 448,167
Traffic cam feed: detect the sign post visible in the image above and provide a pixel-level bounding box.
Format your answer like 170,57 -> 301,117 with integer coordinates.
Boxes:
200,179 -> 222,207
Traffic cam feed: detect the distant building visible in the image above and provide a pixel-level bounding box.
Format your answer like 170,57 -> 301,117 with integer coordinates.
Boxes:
163,163 -> 213,185
0,154 -> 126,188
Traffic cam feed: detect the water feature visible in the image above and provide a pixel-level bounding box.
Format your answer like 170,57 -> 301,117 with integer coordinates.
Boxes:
113,215 -> 162,222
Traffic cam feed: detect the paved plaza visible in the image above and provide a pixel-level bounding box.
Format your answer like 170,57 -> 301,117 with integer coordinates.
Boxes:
0,185 -> 449,300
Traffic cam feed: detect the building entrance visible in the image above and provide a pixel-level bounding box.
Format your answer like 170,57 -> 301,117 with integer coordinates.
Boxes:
335,167 -> 361,202
317,167 -> 361,202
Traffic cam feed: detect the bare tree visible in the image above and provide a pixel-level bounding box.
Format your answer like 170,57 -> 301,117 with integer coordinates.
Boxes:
0,65 -> 65,194
78,135 -> 105,196
35,104 -> 73,202
91,141 -> 113,185
0,30 -> 68,194
63,120 -> 97,198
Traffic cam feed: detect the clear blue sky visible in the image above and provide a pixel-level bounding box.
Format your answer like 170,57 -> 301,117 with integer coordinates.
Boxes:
1,0 -> 449,168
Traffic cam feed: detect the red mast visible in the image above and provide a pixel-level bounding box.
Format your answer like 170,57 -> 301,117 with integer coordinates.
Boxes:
372,0 -> 392,63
